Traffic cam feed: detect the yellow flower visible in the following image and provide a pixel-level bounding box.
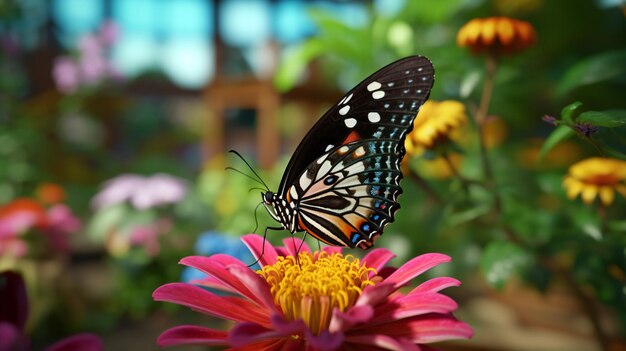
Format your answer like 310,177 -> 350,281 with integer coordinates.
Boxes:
406,100 -> 467,155
258,252 -> 375,335
563,157 -> 626,206
457,17 -> 536,55
413,154 -> 463,180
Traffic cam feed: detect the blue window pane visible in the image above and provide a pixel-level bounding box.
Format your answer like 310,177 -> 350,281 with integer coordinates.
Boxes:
52,0 -> 103,36
112,0 -> 159,35
311,1 -> 369,28
274,0 -> 315,43
220,0 -> 271,47
162,0 -> 213,39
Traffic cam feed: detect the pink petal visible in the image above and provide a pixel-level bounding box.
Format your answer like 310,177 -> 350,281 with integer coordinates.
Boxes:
44,333 -> 102,351
189,276 -> 239,294
368,293 -> 458,325
305,329 -> 344,351
152,283 -> 270,326
344,335 -> 420,351
270,314 -> 307,335
355,282 -> 397,307
410,277 -> 461,294
281,236 -> 311,256
226,265 -> 280,313
385,253 -> 451,288
406,316 -> 473,343
157,325 -> 228,347
241,234 -> 279,266
358,315 -> 473,343
329,305 -> 373,333
180,256 -> 263,305
361,248 -> 396,276
228,323 -> 286,348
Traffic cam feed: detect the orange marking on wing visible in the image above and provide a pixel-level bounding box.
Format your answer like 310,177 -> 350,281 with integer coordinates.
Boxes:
297,216 -> 334,245
342,131 -> 361,145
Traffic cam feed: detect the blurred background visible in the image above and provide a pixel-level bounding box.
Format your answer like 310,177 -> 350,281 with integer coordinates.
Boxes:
1,0 -> 625,350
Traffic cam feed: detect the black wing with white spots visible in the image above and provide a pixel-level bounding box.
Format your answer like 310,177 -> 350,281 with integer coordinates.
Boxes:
264,55 -> 435,249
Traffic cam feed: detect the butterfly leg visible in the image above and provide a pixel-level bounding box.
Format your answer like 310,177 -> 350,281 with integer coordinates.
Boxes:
247,226 -> 283,268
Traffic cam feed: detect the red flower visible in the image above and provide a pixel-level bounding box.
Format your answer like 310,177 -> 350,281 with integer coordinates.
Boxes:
153,235 -> 472,350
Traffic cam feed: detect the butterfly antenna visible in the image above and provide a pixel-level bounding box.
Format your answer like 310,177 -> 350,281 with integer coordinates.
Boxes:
225,167 -> 266,187
248,187 -> 267,193
228,150 -> 270,191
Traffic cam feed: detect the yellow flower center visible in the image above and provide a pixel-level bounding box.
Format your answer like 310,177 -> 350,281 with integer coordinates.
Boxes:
257,252 -> 376,335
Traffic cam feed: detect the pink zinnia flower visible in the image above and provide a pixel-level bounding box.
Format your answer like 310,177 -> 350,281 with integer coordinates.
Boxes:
153,234 -> 472,350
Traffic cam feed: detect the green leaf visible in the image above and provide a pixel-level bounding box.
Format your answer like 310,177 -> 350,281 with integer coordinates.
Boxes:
556,50 -> 626,97
481,241 -> 531,289
273,40 -> 325,92
539,125 -> 575,160
577,110 -> 626,128
560,101 -> 583,124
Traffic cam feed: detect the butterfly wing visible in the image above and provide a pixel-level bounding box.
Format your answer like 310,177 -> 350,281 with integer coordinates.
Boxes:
277,55 -> 435,196
278,56 -> 435,248
287,140 -> 405,248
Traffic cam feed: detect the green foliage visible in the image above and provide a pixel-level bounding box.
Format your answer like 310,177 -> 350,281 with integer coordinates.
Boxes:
556,50 -> 626,97
481,241 -> 531,290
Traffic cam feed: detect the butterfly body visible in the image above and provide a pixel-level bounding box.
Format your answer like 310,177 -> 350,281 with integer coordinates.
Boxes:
263,56 -> 435,249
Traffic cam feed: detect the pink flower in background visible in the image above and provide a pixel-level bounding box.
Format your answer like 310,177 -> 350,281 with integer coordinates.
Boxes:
52,20 -> 122,93
91,174 -> 188,210
0,199 -> 47,257
129,219 -> 172,257
0,198 -> 81,257
98,20 -> 119,46
153,234 -> 472,350
45,204 -> 82,253
52,57 -> 81,93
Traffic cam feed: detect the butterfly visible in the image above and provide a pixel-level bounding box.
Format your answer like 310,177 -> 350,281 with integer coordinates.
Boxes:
262,56 -> 434,249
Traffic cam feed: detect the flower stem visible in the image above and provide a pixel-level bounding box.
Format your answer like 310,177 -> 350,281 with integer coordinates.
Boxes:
407,167 -> 441,204
473,53 -> 610,351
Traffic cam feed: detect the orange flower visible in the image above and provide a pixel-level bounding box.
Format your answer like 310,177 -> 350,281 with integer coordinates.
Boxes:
36,182 -> 66,205
457,17 -> 536,55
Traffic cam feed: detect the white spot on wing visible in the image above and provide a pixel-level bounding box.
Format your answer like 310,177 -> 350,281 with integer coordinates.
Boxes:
339,105 -> 350,115
367,81 -> 382,91
353,146 -> 366,157
316,160 -> 332,181
368,112 -> 381,123
289,186 -> 299,200
372,91 -> 385,99
316,153 -> 329,164
325,144 -> 334,152
338,145 -> 350,154
344,93 -> 353,104
344,118 -> 357,128
299,174 -> 312,191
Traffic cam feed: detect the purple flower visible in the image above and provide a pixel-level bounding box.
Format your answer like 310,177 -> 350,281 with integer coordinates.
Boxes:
541,115 -> 557,125
91,174 -> 188,210
98,20 -> 119,46
52,57 -> 81,93
0,271 -> 102,351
